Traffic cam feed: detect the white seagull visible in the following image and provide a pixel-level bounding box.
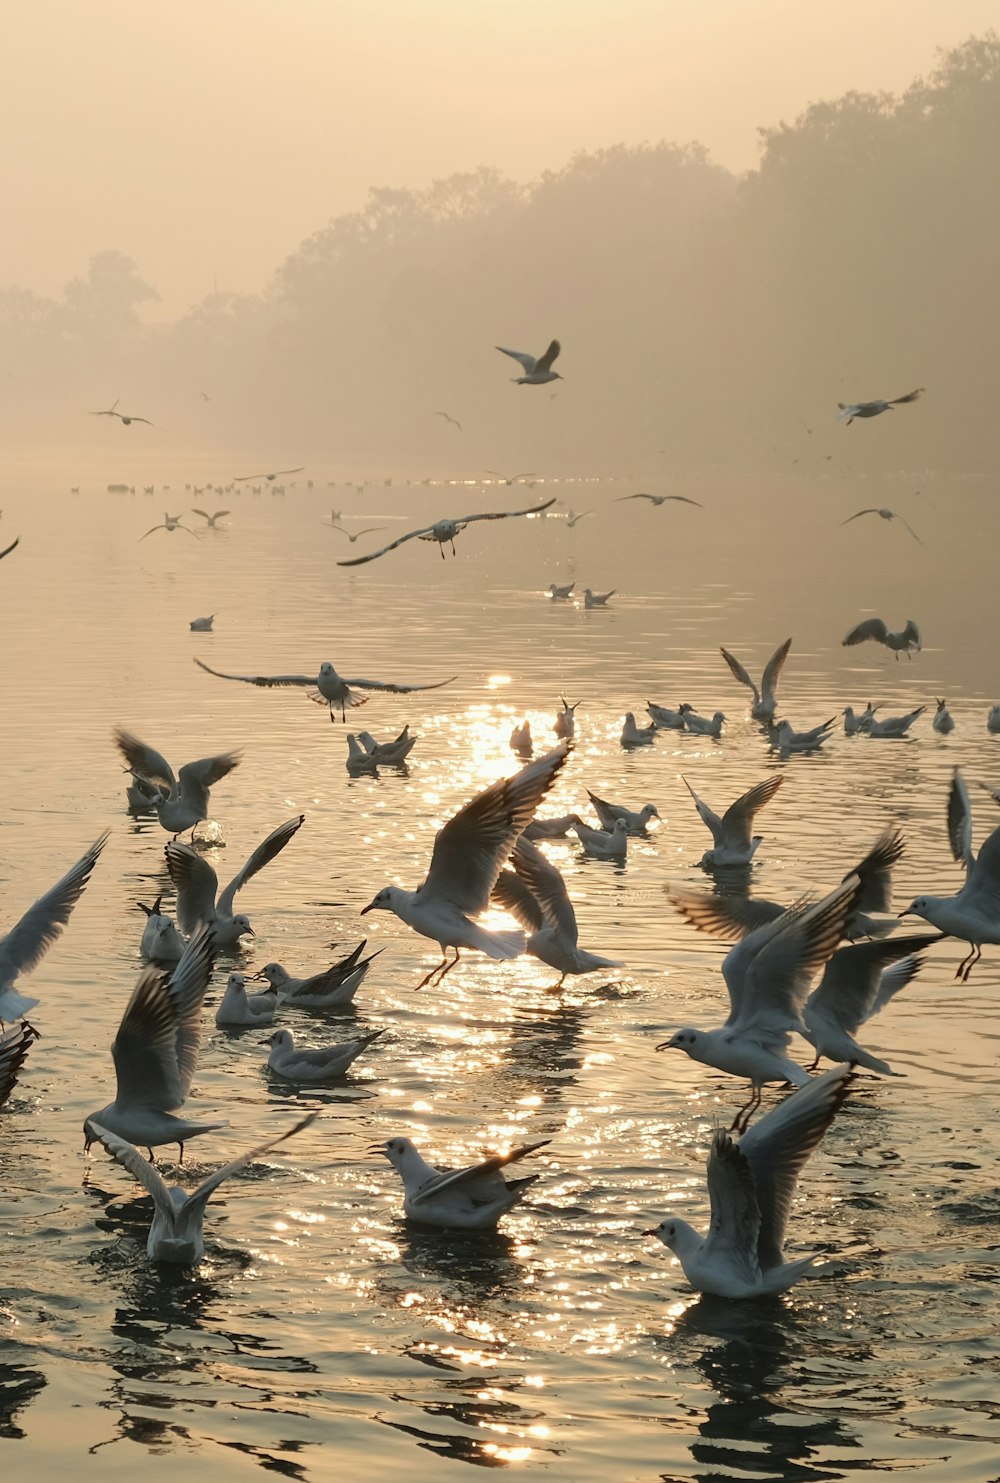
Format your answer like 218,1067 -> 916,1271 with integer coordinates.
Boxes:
495,339 -> 562,385
866,705 -> 926,738
254,941 -> 379,1010
336,498 -> 556,565
840,507 -> 922,543
114,729 -> 241,835
933,699 -> 955,735
842,617 -> 921,659
586,789 -> 659,836
682,709 -> 726,738
357,726 -> 417,765
616,492 -> 703,509
1,833 -> 108,1023
194,656 -> 456,723
87,1111 -> 318,1264
720,638 -> 793,724
683,775 -> 783,867
802,936 -> 940,1074
548,583 -> 575,600
84,926 -> 225,1159
584,588 -> 614,608
644,1066 -> 852,1297
136,898 -> 185,963
621,712 -> 656,746
165,816 -> 304,946
492,837 -> 622,988
374,1134 -> 550,1228
346,735 -> 379,774
646,701 -> 690,730
233,467 -> 304,482
214,972 -> 277,1027
772,716 -> 836,753
572,817 -> 629,861
360,744 -> 570,987
265,1026 -> 383,1082
837,388 -> 924,424
138,512 -> 198,542
554,698 -> 580,739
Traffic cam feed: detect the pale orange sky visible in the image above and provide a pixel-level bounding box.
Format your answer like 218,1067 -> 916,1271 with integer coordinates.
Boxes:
2,0 -> 996,314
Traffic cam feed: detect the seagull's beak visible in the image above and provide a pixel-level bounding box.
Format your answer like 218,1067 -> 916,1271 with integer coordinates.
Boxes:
360,898 -> 378,915
654,1040 -> 675,1052
243,926 -> 256,937
367,1142 -> 388,1155
641,1228 -> 658,1237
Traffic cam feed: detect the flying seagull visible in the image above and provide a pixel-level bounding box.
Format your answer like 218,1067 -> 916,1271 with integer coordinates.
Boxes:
840,508 -> 922,543
616,493 -> 703,508
329,524 -> 387,544
336,498 -> 556,566
114,729 -> 241,834
194,657 -> 457,722
90,399 -> 154,426
0,537 -> 19,561
165,816 -> 305,946
837,388 -> 924,424
191,508 -> 230,527
486,471 -> 536,486
233,467 -> 304,482
495,339 -> 562,385
720,637 -> 793,724
434,411 -> 462,432
138,513 -> 198,542
842,617 -> 922,659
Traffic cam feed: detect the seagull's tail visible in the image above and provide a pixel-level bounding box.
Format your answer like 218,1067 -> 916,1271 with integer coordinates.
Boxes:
476,928 -> 526,961
762,1254 -> 818,1294
1,990 -> 40,1020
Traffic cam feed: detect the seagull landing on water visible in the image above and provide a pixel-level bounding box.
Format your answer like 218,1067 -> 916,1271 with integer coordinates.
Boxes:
643,1067 -> 853,1298
840,507 -> 922,543
114,728 -> 241,836
683,775 -> 783,867
191,508 -> 230,528
837,388 -> 924,424
360,744 -> 570,988
165,816 -> 304,947
194,657 -> 456,723
842,617 -> 922,659
374,1134 -> 550,1229
616,492 -> 703,509
138,513 -> 198,542
492,837 -> 622,989
720,638 -> 792,724
336,499 -> 556,566
495,339 -> 562,385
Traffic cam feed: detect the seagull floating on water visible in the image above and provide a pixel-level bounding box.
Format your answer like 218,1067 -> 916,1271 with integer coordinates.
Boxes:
495,339 -> 562,385
720,638 -> 792,724
189,615 -> 214,631
584,588 -> 614,608
358,726 -> 417,766
137,898 -> 185,963
265,1026 -> 383,1082
837,388 -> 924,424
254,942 -> 379,1009
772,716 -> 836,753
933,699 -> 955,735
166,816 -> 304,946
194,656 -> 456,723
683,775 -> 783,867
214,972 -> 278,1027
572,816 -> 629,861
548,582 -> 575,600
374,1134 -> 550,1229
866,705 -> 926,738
554,698 -> 580,739
646,701 -> 690,730
586,789 -> 658,836
336,499 -> 556,565
682,709 -> 725,737
621,712 -> 656,747
842,617 -> 921,659
840,507 -> 922,543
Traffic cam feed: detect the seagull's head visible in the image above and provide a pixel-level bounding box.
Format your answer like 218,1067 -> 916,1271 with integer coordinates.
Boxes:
656,1028 -> 699,1054
643,1218 -> 679,1249
230,914 -> 253,938
319,662 -> 335,679
226,972 -> 248,992
371,1135 -> 415,1169
263,1029 -> 293,1050
254,963 -> 286,988
361,887 -> 398,916
899,897 -> 930,921
640,805 -> 660,825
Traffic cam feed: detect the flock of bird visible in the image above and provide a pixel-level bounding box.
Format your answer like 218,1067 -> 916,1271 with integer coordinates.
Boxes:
4,358 -> 997,1300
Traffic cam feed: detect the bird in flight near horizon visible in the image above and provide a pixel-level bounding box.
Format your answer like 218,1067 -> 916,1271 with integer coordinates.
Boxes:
0,537 -> 19,561
840,507 -> 922,543
496,339 -> 562,385
90,398 -> 154,427
434,411 -> 462,432
138,513 -> 198,542
837,388 -> 924,424
616,492 -> 704,508
234,467 -> 304,482
336,498 -> 556,565
191,509 -> 230,528
842,617 -> 922,659
329,523 -> 387,544
194,657 -> 457,722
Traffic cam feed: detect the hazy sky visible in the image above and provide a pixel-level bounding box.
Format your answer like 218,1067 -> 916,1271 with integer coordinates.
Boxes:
3,1 -> 996,315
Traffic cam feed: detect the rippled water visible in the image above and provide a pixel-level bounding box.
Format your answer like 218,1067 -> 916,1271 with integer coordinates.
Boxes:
2,477 -> 999,1482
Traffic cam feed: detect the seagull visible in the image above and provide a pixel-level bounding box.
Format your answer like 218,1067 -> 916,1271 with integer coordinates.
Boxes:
548,582 -> 575,600
772,716 -> 836,753
165,817 -> 304,947
565,509 -> 592,528
510,721 -> 533,755
902,770 -> 1000,980
840,507 -> 922,543
720,638 -> 793,724
660,873 -> 861,1130
137,899 -> 185,963
435,411 -> 462,432
584,588 -> 614,608
989,705 -> 1000,735
330,523 -> 387,544
572,817 -> 629,860
486,471 -> 536,486
837,388 -> 924,424
191,508 -> 230,527
357,726 -> 417,765
233,467 -> 304,482
1,833 -> 108,1024
683,775 -> 783,867
0,1021 -> 39,1107
933,699 -> 955,735
802,937 -> 940,1074
621,712 -> 656,746
842,617 -> 922,659
346,735 -> 379,774
843,703 -> 878,736
682,709 -> 726,737
554,697 -> 580,739
616,492 -> 703,508
114,729 -> 241,835
495,339 -> 562,385
643,1066 -> 852,1297
360,745 -> 569,986
87,1111 -> 318,1264
0,537 -> 19,561
189,615 -> 214,631
83,926 -> 225,1159
646,701 -> 690,730
523,813 -> 582,841
492,838 -> 622,988
336,499 -> 557,565
194,656 -> 457,723
264,1027 -> 384,1081
254,942 -> 379,1009
214,972 -> 278,1027
585,790 -> 658,836
138,513 -> 198,542
373,1134 -> 550,1228
90,399 -> 154,426
866,705 -> 926,738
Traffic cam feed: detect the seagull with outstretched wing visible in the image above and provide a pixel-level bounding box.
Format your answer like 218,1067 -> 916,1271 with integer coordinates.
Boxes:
194,656 -> 457,721
337,498 -> 556,566
495,339 -> 562,385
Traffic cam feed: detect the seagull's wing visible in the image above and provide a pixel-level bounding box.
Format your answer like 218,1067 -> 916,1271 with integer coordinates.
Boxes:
700,1132 -> 762,1284
760,638 -> 793,702
341,674 -> 457,694
0,1023 -> 38,1104
456,498 -> 557,525
888,388 -> 924,406
897,516 -> 923,544
534,340 -> 561,373
947,770 -> 974,872
510,838 -> 578,941
114,729 -> 177,788
336,523 -> 440,566
164,844 -> 220,936
409,1140 -> 550,1206
137,525 -> 165,541
0,537 -> 19,560
191,509 -> 211,520
111,927 -> 215,1110
846,826 -> 904,913
964,822 -> 1000,912
739,1065 -> 853,1269
193,657 -> 316,687
491,869 -> 545,933
495,346 -> 538,374
217,817 -> 305,917
842,617 -> 889,646
87,1123 -> 178,1219
272,467 -> 304,477
807,935 -> 939,1033
665,495 -> 704,507
615,494 -> 651,503
182,1111 -> 320,1214
418,745 -> 570,914
719,776 -> 783,851
867,952 -> 934,1021
0,833 -> 108,983
902,619 -> 922,649
682,776 -> 723,843
233,473 -> 265,481
668,887 -> 789,942
176,751 -> 242,814
840,509 -> 877,526
214,510 -> 231,519
719,648 -> 759,704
